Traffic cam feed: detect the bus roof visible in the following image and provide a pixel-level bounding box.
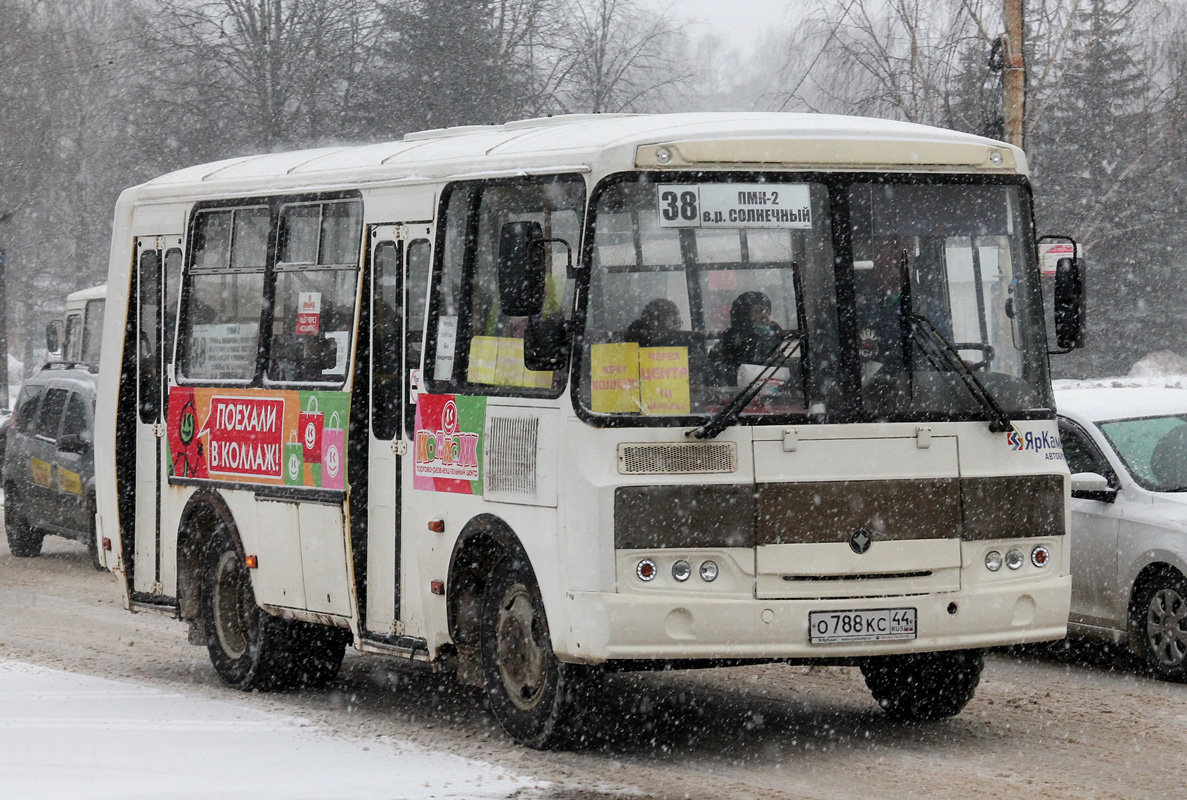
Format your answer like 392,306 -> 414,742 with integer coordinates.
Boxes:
130,113 -> 1026,201
66,284 -> 107,304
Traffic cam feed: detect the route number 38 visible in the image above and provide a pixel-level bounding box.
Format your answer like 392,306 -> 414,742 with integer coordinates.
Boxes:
660,189 -> 699,222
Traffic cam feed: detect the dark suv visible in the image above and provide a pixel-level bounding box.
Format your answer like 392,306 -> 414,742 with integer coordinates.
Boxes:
3,363 -> 101,568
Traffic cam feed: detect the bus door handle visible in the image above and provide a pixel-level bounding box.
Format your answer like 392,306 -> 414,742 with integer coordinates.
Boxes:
392,440 -> 407,456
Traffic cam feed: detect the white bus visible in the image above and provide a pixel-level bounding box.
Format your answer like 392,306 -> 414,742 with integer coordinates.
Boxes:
47,283 -> 107,366
94,113 -> 1085,747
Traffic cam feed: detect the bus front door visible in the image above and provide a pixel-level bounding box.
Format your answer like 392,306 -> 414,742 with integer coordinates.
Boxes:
132,236 -> 183,598
364,223 -> 431,637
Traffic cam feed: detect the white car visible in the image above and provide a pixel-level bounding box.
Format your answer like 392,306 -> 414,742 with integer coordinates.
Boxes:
1056,386 -> 1187,680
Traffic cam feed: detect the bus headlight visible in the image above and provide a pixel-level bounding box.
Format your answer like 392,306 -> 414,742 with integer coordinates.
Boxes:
1005,548 -> 1025,570
985,550 -> 1003,572
699,560 -> 719,582
672,560 -> 692,582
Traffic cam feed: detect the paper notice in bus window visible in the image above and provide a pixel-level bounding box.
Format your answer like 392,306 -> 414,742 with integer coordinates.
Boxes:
468,336 -> 499,384
494,338 -> 527,386
657,184 -> 812,229
639,347 -> 690,415
433,316 -> 458,381
591,343 -> 641,413
189,323 -> 259,380
296,291 -> 321,335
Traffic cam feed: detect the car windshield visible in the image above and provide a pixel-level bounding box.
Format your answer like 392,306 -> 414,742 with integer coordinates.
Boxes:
1099,415 -> 1187,491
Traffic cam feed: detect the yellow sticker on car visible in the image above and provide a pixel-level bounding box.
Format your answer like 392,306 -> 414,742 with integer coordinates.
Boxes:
57,468 -> 82,495
30,457 -> 51,487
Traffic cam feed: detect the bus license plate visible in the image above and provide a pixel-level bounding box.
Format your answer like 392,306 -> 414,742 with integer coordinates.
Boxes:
808,608 -> 917,644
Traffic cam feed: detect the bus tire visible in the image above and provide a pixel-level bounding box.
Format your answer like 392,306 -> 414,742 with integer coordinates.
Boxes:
5,485 -> 44,558
861,649 -> 983,721
200,528 -> 295,691
1133,572 -> 1187,681
480,557 -> 587,749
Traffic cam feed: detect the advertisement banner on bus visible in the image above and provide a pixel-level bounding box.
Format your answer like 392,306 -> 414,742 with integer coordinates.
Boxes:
166,386 -> 350,490
413,394 -> 485,495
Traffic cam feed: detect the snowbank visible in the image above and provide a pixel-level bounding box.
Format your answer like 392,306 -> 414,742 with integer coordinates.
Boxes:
1053,351 -> 1187,391
0,659 -> 542,800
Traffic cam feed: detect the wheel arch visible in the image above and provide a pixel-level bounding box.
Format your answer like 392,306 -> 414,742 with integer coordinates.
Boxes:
446,514 -> 535,654
176,489 -> 242,624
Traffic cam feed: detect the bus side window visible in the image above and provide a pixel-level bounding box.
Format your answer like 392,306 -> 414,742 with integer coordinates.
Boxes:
404,239 -> 431,432
372,240 -> 401,441
267,200 -> 362,386
179,207 -> 268,383
64,314 -> 83,361
426,177 -> 583,394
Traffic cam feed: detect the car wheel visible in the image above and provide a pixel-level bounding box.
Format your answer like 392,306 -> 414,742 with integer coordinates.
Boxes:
480,556 -> 591,748
4,485 -> 44,558
200,528 -> 297,691
861,649 -> 983,721
1135,574 -> 1187,681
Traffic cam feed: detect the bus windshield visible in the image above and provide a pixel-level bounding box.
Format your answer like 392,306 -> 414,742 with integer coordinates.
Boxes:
578,175 -> 1049,424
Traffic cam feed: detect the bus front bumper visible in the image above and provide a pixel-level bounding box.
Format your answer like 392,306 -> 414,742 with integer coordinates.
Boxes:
560,575 -> 1071,662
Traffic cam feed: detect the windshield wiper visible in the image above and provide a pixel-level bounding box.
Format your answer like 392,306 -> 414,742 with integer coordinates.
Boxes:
689,331 -> 805,440
910,314 -> 1013,433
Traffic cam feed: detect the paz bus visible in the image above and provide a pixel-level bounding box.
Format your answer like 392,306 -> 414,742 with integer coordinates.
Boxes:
47,283 -> 107,366
94,113 -> 1084,747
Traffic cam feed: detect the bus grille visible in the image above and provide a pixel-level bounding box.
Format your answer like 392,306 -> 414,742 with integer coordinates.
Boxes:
617,442 -> 738,475
486,416 -> 539,496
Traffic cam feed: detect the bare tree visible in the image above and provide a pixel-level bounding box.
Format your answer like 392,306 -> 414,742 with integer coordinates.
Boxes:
154,0 -> 383,151
551,0 -> 690,114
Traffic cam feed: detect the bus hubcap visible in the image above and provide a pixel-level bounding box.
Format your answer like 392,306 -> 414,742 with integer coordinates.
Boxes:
495,584 -> 547,710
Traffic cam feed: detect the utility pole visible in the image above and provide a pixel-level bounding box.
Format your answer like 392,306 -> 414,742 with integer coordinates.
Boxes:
1003,0 -> 1026,150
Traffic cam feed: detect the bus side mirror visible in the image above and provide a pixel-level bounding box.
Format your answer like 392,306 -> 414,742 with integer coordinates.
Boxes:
46,319 -> 64,358
1053,256 -> 1086,351
524,319 -> 570,372
498,221 -> 546,317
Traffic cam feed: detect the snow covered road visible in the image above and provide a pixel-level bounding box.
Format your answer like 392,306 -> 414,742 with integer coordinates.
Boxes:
0,659 -> 540,800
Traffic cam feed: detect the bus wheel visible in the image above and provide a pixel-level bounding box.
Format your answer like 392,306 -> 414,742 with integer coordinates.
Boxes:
861,649 -> 983,721
200,529 -> 295,691
1135,574 -> 1187,681
480,558 -> 585,748
4,486 -> 44,558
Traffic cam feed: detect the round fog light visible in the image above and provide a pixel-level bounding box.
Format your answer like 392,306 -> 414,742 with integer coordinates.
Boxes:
672,559 -> 691,582
1005,548 -> 1025,570
699,560 -> 719,582
1031,545 -> 1051,568
636,559 -> 657,581
985,550 -> 1003,572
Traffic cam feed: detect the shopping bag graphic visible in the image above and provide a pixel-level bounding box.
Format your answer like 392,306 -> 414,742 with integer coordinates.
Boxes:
299,396 -> 323,464
321,411 -> 346,490
284,431 -> 304,486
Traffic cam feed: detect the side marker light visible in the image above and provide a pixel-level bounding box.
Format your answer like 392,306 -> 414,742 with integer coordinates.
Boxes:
430,580 -> 445,595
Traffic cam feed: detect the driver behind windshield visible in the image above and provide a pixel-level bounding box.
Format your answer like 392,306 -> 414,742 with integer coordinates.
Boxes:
710,291 -> 783,384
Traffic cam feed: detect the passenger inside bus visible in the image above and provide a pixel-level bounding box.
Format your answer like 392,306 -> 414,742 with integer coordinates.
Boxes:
624,298 -> 681,346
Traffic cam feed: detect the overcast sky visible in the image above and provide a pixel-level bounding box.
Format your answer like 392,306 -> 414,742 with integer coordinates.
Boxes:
659,0 -> 799,48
